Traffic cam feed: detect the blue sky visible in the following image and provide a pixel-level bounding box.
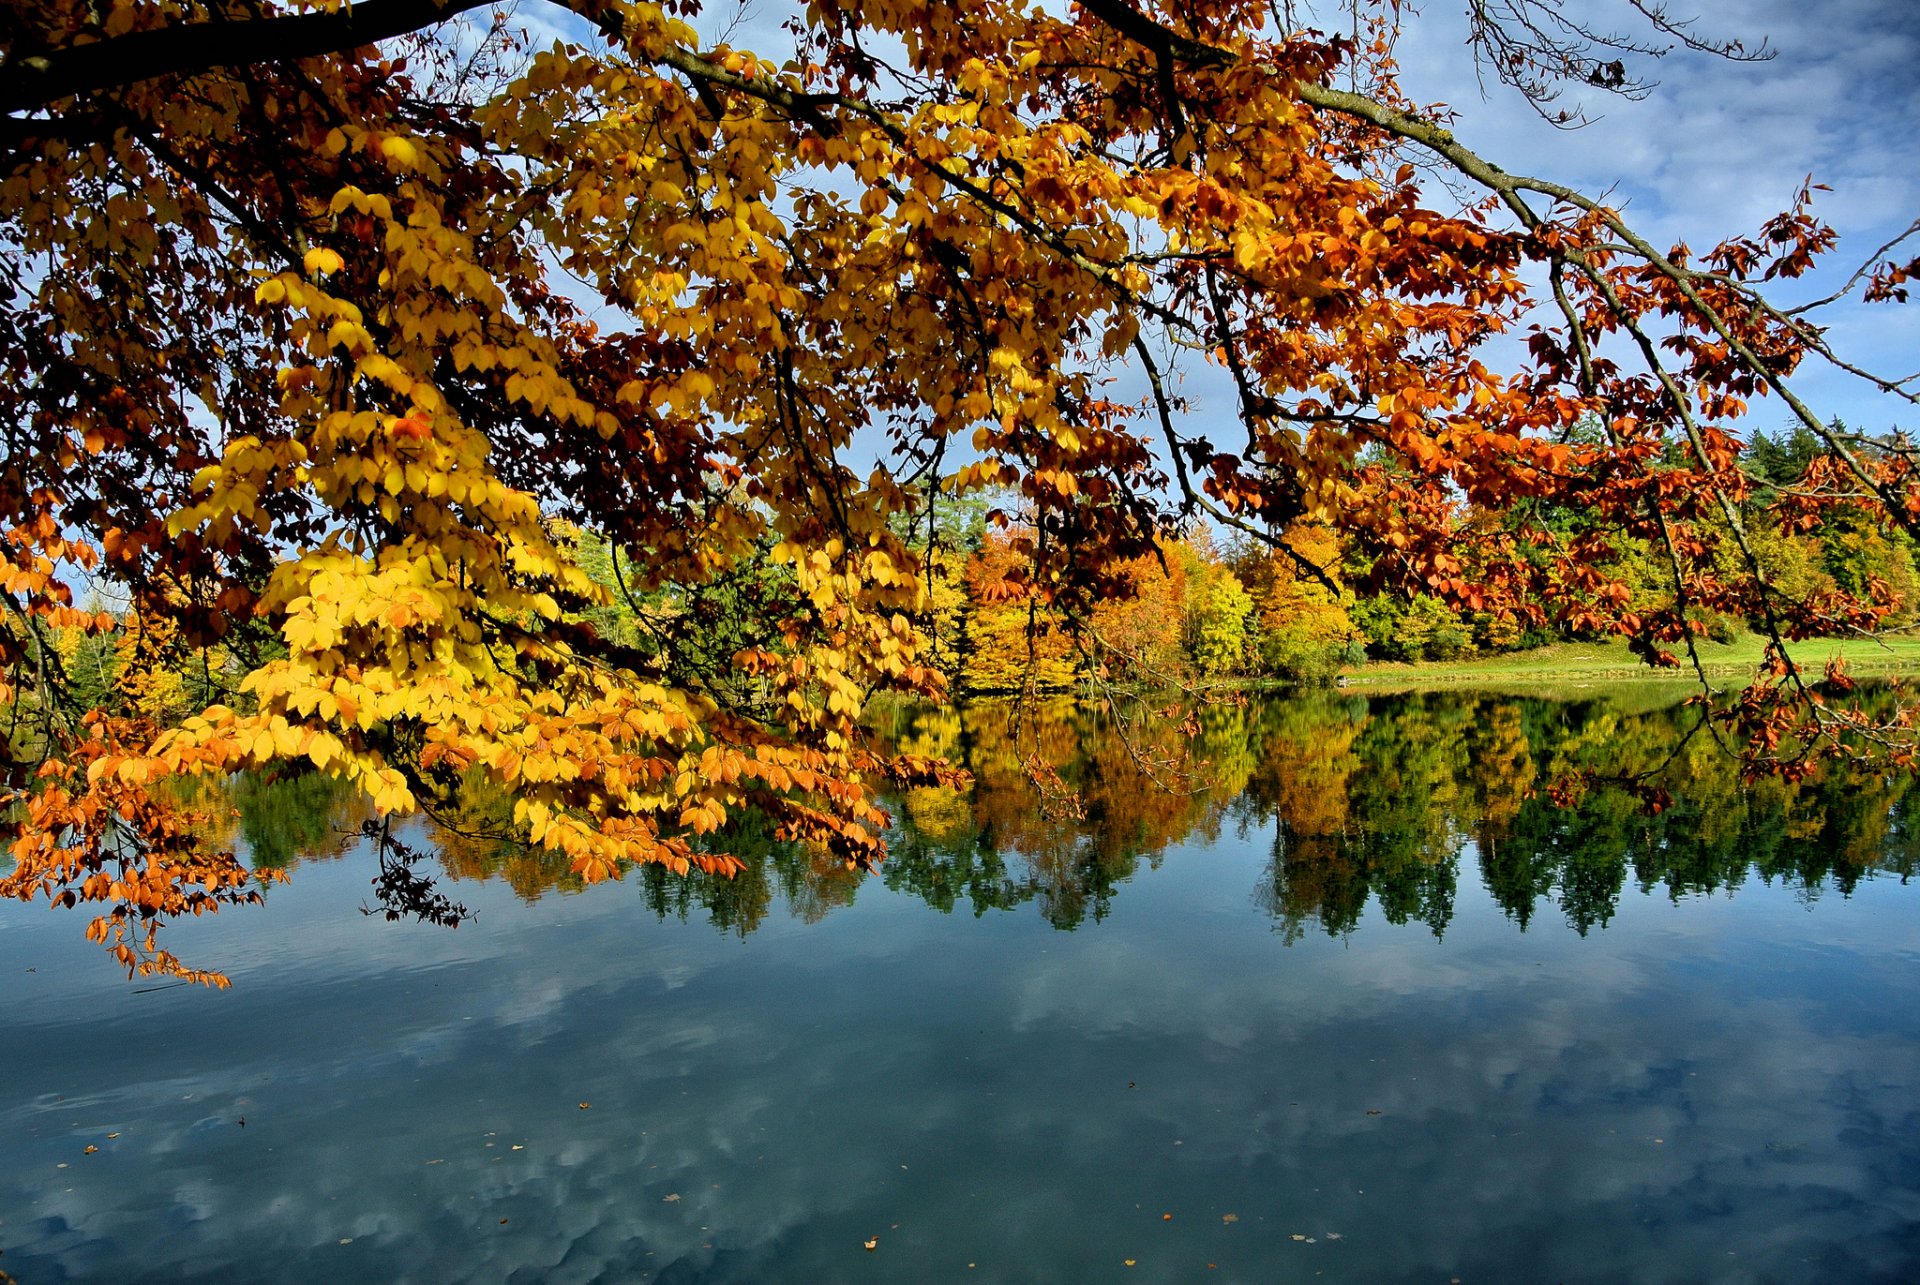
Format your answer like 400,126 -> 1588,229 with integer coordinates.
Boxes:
1387,0 -> 1920,438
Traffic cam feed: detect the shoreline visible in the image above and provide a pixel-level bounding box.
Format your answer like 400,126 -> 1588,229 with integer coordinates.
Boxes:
1338,634 -> 1920,690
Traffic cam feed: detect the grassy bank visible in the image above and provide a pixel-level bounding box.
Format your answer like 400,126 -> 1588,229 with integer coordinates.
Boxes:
1343,633 -> 1920,692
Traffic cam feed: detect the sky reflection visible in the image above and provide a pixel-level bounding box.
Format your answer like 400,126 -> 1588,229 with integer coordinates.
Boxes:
4,693 -> 1920,1283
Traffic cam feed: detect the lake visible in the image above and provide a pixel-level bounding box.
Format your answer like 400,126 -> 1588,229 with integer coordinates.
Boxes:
4,691 -> 1919,1283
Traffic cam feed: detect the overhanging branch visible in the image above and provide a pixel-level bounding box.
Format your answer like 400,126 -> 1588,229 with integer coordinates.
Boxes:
2,0 -> 495,114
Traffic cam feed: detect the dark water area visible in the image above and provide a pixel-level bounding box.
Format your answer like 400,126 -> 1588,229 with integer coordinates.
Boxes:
3,690 -> 1919,1283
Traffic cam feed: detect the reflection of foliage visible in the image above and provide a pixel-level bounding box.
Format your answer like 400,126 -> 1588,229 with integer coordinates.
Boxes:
179,688 -> 1920,946
1245,687 -> 1920,941
1242,693 -> 1461,938
231,771 -> 355,869
639,807 -> 858,937
429,770 -> 584,903
360,820 -> 468,929
874,697 -> 1247,928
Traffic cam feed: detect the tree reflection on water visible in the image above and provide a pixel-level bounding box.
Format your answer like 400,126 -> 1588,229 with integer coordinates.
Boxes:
213,688 -> 1920,941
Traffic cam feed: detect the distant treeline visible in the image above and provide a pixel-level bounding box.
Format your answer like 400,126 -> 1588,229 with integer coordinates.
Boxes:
924,422 -> 1920,691
14,425 -> 1913,752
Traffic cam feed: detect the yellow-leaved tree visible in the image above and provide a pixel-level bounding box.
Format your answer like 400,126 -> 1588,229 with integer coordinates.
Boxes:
2,0 -> 1915,980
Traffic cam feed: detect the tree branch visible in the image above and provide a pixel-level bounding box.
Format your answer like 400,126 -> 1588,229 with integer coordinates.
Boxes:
2,0 -> 494,114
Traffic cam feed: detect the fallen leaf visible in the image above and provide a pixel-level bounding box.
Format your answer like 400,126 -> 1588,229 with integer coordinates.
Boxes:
500,1219 -> 509,1225
1162,1213 -> 1172,1221
1365,1109 -> 1382,1116
579,1102 -> 591,1110
663,1193 -> 681,1202
1222,1213 -> 1238,1224
84,1145 -> 98,1154
1124,1260 -> 1136,1268
1292,1234 -> 1307,1241
864,1237 -> 879,1252
510,1145 -> 524,1151
106,1132 -> 120,1139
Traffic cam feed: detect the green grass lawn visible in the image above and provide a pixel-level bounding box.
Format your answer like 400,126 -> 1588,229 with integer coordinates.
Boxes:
1344,632 -> 1920,692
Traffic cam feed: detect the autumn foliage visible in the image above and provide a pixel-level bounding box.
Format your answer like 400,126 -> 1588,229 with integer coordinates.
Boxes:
2,0 -> 1916,978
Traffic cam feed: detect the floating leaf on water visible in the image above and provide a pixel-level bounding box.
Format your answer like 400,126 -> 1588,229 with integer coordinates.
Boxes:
1292,1233 -> 1307,1241
864,1237 -> 879,1252
579,1102 -> 591,1110
663,1193 -> 681,1202
84,1145 -> 99,1154
1222,1213 -> 1238,1224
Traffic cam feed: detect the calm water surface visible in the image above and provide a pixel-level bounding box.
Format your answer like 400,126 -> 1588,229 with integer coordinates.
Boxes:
4,692 -> 1919,1283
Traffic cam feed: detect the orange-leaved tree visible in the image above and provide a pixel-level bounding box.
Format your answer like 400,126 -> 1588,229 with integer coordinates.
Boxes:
2,0 -> 1915,980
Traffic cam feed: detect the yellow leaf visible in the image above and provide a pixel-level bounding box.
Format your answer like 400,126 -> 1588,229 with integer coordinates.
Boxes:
379,136 -> 420,169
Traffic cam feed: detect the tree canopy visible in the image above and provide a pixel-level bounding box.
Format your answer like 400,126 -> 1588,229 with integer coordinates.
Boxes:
3,0 -> 1917,981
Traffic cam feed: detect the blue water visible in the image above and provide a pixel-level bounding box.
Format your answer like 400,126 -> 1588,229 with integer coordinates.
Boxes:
4,702 -> 1920,1282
